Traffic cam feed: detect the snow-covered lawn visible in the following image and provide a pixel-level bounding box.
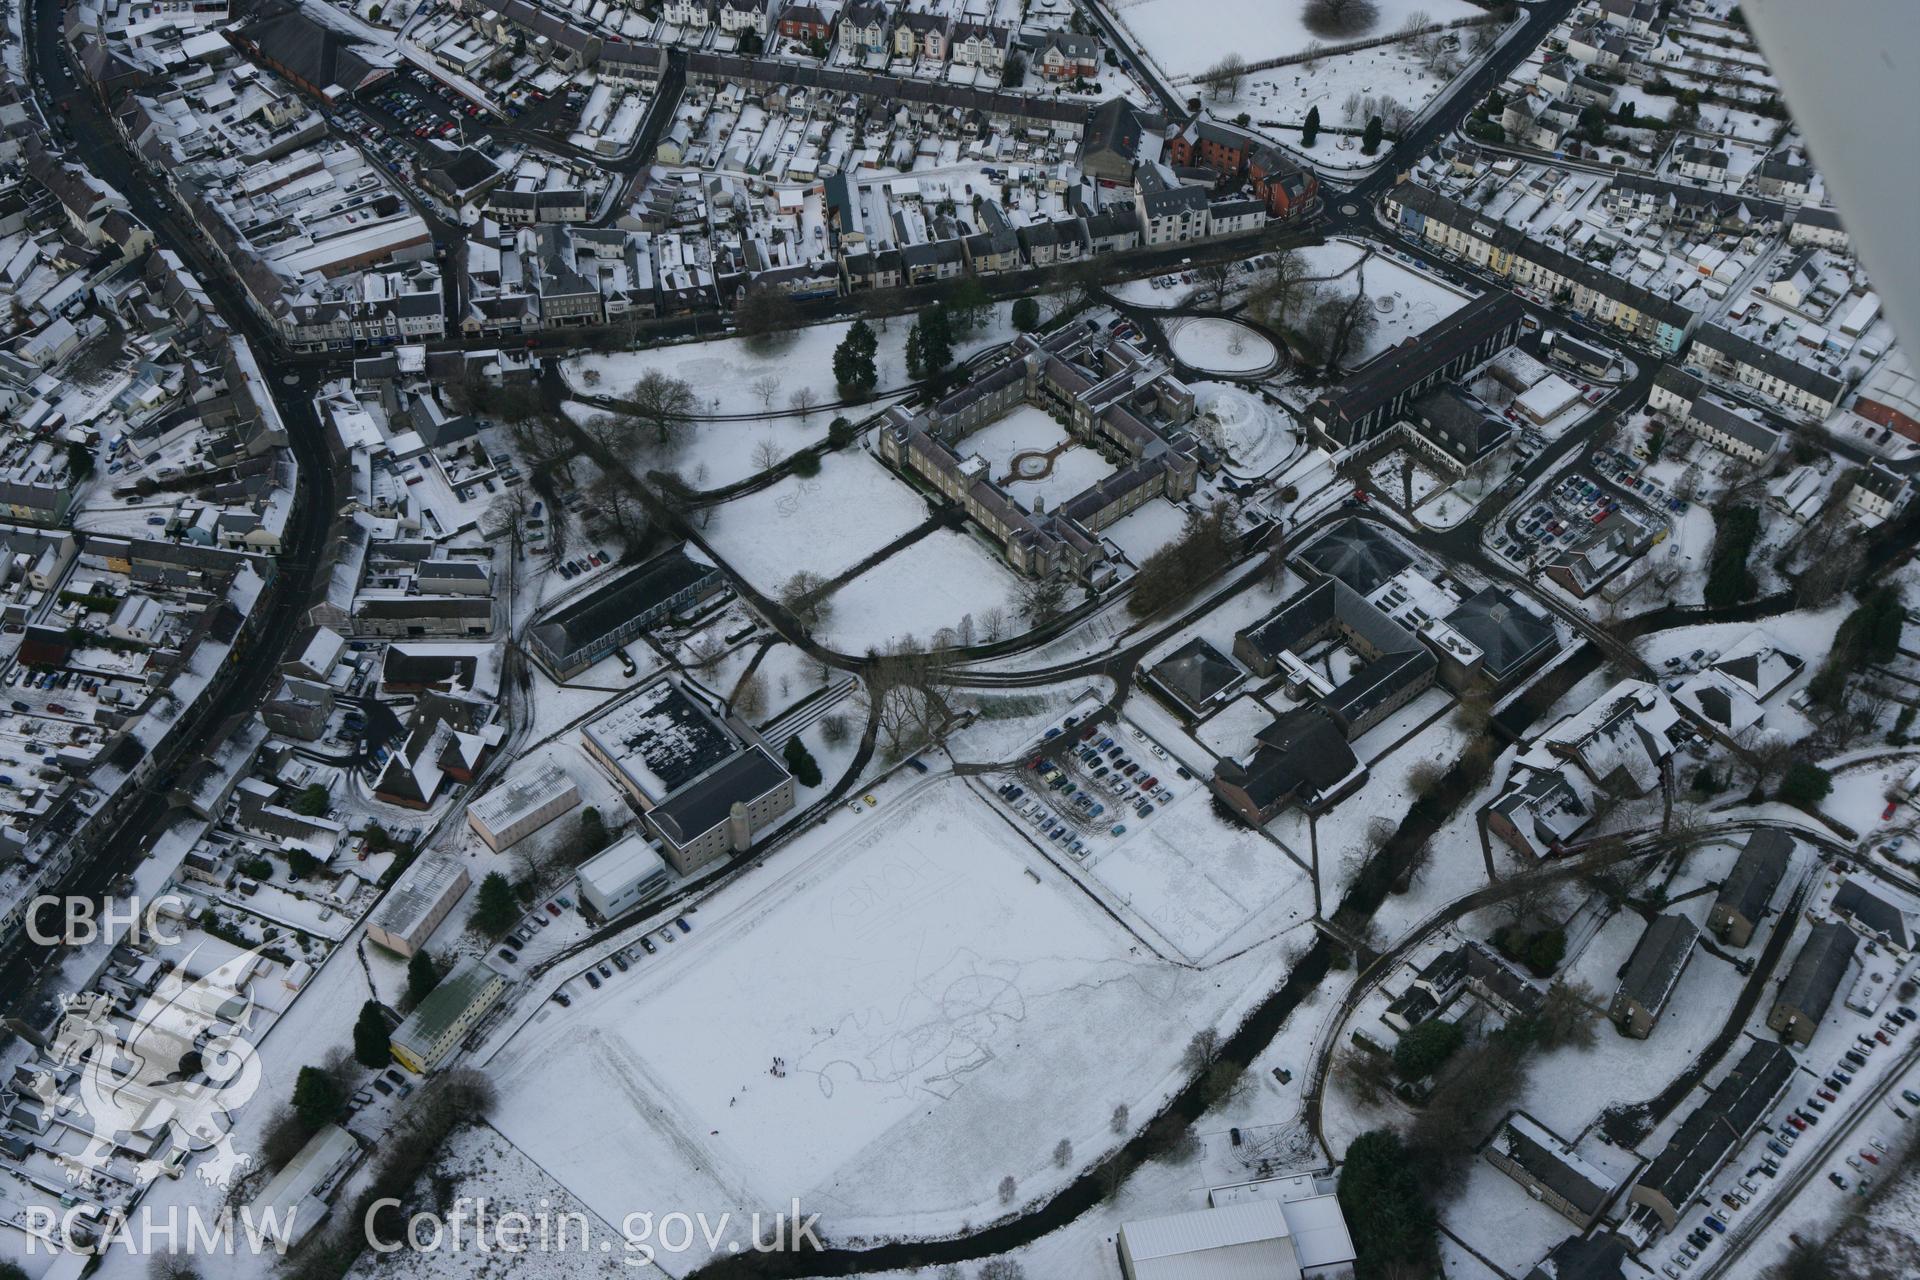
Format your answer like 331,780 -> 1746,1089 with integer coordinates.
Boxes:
959,403 -> 1119,508
816,527 -> 1028,652
485,778 -> 1288,1262
564,400 -> 829,492
1518,920 -> 1746,1137
1233,42 -> 1458,133
1440,1158 -> 1583,1278
1167,317 -> 1278,375
561,306 -> 1016,418
1193,382 -> 1300,476
1346,254 -> 1474,363
1105,497 -> 1194,564
703,448 -> 930,591
1111,0 -> 1482,80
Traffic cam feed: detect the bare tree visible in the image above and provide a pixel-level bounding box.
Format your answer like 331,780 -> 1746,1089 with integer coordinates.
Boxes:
630,370 -> 697,446
997,1175 -> 1017,1205
585,471 -> 646,549
1205,51 -> 1248,99
1338,1045 -> 1395,1107
1052,1138 -> 1073,1168
581,411 -> 636,462
752,438 -> 784,471
751,374 -> 781,415
732,671 -> 767,721
778,569 -> 834,631
1340,89 -> 1364,123
980,604 -> 1010,642
1247,249 -> 1310,328
686,633 -> 725,673
790,386 -> 817,420
820,711 -> 852,746
1110,1102 -> 1130,1134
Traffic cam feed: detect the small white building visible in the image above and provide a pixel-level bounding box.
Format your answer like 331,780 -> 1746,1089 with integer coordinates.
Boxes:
1118,1192 -> 1356,1280
576,832 -> 671,920
247,1124 -> 362,1248
466,761 -> 581,851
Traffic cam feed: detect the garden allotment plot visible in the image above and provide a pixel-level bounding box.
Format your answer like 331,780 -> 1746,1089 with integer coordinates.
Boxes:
487,780 -> 1260,1251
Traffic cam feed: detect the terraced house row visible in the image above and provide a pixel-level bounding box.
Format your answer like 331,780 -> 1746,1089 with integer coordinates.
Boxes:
1385,179 -> 1696,355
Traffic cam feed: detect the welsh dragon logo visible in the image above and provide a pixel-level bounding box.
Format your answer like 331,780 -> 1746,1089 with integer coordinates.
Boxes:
40,945 -> 267,1189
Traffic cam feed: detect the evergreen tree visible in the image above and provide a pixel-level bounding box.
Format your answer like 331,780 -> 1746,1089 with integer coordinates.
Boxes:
292,1066 -> 344,1132
945,277 -> 992,334
783,735 -> 823,788
1361,114 -> 1384,155
406,950 -> 441,1005
1012,297 -> 1041,332
353,1001 -> 391,1069
917,305 -> 955,385
1301,105 -> 1321,147
832,319 -> 879,398
905,316 -> 925,379
475,871 -> 517,936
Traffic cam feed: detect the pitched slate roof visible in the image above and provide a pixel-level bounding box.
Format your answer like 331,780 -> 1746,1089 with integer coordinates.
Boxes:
1615,912 -> 1697,1014
1775,921 -> 1857,1023
1715,829 -> 1792,925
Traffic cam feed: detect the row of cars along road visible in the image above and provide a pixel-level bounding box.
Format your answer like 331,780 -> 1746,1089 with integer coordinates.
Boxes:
1661,1003 -> 1919,1278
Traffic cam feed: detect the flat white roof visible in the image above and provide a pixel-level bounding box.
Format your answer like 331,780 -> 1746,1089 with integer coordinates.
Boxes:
577,831 -> 669,898
1123,1200 -> 1298,1274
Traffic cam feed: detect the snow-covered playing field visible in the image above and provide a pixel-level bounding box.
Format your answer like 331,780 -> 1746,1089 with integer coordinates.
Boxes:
486,779 -> 1283,1262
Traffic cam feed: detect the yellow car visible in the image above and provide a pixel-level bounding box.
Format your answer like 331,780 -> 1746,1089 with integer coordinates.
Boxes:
863,794 -> 878,806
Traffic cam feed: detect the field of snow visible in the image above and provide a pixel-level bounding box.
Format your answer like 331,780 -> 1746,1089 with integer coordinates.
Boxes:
1110,0 -> 1482,80
561,306 -> 1016,419
815,527 -> 1027,652
1167,317 -> 1279,375
704,448 -> 930,591
1082,784 -> 1313,962
486,779 -> 1278,1260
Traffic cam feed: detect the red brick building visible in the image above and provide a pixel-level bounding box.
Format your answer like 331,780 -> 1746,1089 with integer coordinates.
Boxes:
777,2 -> 830,42
1250,146 -> 1319,219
